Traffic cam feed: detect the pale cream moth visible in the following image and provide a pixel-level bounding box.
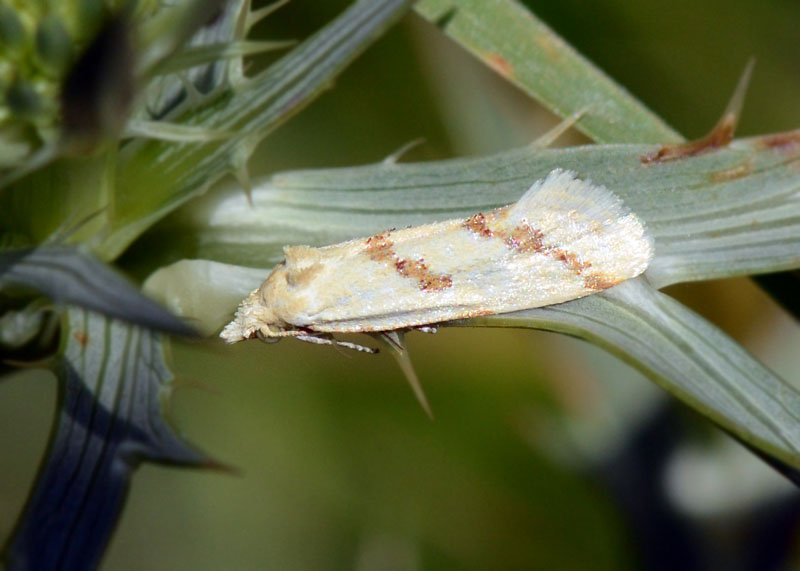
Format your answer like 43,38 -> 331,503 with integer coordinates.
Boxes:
221,169 -> 653,350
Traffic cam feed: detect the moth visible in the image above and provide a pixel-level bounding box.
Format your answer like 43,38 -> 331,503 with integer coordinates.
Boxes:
221,169 -> 653,352
221,169 -> 653,353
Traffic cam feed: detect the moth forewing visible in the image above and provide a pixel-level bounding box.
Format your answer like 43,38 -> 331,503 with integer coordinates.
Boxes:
220,169 -> 654,346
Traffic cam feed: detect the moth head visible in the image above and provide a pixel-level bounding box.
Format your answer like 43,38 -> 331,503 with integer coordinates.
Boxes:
219,287 -> 285,343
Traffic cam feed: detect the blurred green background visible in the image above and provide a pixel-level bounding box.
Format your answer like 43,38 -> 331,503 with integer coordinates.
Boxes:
3,0 -> 800,568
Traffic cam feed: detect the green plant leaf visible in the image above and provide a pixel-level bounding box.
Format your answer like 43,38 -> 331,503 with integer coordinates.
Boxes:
140,0 -> 248,119
150,40 -> 296,76
2,308 -> 211,570
97,0 -> 416,261
148,132 -> 800,286
414,0 -> 681,144
0,246 -> 195,336
143,130 -> 800,469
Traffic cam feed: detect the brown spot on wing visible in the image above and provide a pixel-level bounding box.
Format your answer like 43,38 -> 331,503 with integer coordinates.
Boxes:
465,212 -> 599,285
365,232 -> 452,292
365,232 -> 394,261
582,273 -> 620,291
463,212 -> 496,238
73,331 -> 88,346
506,223 -> 545,253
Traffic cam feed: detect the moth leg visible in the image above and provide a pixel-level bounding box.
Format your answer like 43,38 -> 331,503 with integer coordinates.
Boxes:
414,325 -> 438,334
295,333 -> 378,354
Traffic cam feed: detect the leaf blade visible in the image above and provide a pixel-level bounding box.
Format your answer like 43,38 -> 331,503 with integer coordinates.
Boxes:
2,309 -> 210,569
414,0 -> 681,144
0,246 -> 195,336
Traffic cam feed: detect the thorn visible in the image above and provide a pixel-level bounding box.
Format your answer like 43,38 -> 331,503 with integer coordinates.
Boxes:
716,56 -> 755,141
531,107 -> 589,149
231,135 -> 259,205
376,331 -> 434,419
642,58 -> 755,164
196,456 -> 242,476
247,0 -> 291,31
383,138 -> 426,164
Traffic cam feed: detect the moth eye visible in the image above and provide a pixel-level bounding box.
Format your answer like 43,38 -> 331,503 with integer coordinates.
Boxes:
256,331 -> 281,344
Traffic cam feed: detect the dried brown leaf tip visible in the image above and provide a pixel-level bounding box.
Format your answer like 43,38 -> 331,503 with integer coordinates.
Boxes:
756,130 -> 800,154
642,59 -> 754,164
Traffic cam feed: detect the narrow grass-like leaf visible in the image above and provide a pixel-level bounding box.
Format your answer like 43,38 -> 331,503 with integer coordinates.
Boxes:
141,0 -> 246,118
414,0 -> 681,144
152,40 -> 296,76
136,0 -> 229,76
2,308 -> 210,570
0,247 -> 195,336
155,133 -> 800,287
124,119 -> 232,142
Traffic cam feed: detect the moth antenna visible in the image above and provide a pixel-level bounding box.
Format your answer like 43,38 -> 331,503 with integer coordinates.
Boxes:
333,339 -> 379,354
295,333 -> 377,354
295,333 -> 333,346
531,107 -> 589,149
377,331 -> 434,419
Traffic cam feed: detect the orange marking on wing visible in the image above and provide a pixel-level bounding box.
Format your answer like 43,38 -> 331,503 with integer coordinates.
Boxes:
73,331 -> 88,346
506,222 -> 546,253
365,232 -> 394,261
582,273 -> 619,291
463,212 -> 496,238
465,214 -> 595,282
365,232 -> 452,292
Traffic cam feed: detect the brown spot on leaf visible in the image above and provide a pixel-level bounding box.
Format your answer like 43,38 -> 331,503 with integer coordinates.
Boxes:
484,53 -> 514,77
642,113 -> 736,164
757,130 -> 800,153
710,160 -> 753,183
